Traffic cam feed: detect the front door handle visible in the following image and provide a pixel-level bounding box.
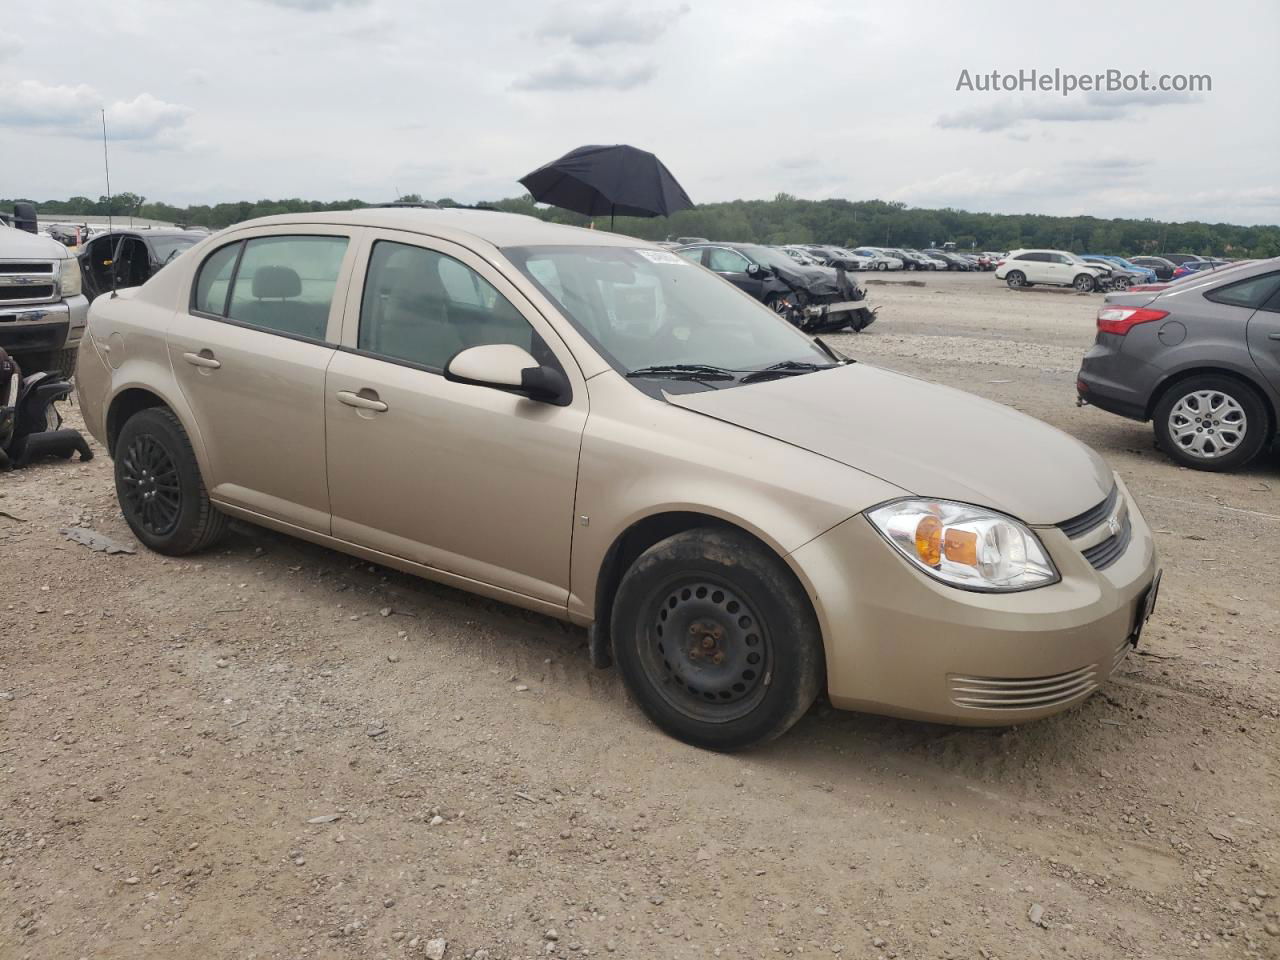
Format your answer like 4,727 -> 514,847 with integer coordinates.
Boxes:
183,351 -> 221,369
1269,332 -> 1280,341
336,390 -> 388,413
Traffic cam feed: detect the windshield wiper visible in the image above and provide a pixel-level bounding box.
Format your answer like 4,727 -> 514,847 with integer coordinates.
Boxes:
739,360 -> 837,384
626,364 -> 738,382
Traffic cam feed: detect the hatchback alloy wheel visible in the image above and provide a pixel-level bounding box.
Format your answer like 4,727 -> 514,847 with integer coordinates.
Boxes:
1167,389 -> 1247,461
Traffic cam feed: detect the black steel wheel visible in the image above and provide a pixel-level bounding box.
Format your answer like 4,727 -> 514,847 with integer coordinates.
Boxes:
113,407 -> 228,555
639,576 -> 773,723
611,527 -> 824,751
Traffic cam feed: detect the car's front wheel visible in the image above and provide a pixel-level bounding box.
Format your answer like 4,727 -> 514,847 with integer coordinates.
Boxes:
114,407 -> 229,554
1073,273 -> 1096,293
611,527 -> 824,751
1005,270 -> 1027,289
876,261 -> 888,271
1153,375 -> 1269,471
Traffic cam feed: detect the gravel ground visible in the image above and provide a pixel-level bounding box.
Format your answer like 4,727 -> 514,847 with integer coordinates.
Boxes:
2,271 -> 1278,960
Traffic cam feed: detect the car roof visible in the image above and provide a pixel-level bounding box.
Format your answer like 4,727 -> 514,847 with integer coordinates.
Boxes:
222,208 -> 646,250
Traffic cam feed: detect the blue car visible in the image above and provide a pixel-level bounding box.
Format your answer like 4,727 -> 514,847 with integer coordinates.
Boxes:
1082,254 -> 1158,285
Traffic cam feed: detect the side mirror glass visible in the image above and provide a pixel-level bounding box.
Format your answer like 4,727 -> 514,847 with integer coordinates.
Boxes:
444,343 -> 569,405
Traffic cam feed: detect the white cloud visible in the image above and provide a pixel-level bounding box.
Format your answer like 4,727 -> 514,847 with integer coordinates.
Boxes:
513,59 -> 656,92
254,0 -> 369,9
0,80 -> 192,143
535,1 -> 690,47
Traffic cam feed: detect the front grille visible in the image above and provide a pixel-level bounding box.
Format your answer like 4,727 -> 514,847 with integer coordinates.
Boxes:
1058,486 -> 1118,538
949,663 -> 1100,710
0,262 -> 55,275
0,284 -> 55,302
1081,513 -> 1132,570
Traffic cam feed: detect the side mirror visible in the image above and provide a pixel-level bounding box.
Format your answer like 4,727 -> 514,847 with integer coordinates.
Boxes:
746,263 -> 760,276
12,202 -> 38,235
444,343 -> 570,405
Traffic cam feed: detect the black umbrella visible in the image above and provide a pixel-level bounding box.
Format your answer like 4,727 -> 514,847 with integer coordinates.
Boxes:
519,144 -> 694,229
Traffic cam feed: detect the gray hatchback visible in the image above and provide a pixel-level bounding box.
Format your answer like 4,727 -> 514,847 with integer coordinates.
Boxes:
1077,258 -> 1280,471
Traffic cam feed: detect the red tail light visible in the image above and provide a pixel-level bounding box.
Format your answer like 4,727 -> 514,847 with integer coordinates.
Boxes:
1097,306 -> 1168,336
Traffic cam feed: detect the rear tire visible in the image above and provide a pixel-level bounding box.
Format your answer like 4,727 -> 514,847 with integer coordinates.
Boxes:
611,527 -> 824,751
15,347 -> 77,378
114,407 -> 228,555
1152,375 -> 1269,472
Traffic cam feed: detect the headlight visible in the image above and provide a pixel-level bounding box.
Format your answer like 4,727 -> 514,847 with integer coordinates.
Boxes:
867,499 -> 1058,592
58,258 -> 82,298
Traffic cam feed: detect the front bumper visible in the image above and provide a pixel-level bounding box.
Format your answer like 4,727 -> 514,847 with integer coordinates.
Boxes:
0,296 -> 88,353
791,478 -> 1159,725
803,299 -> 870,318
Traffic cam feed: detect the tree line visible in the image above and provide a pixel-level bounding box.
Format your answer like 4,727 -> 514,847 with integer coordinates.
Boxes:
9,191 -> 1278,259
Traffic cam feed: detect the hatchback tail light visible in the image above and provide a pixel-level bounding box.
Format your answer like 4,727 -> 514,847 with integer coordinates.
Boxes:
1097,306 -> 1168,336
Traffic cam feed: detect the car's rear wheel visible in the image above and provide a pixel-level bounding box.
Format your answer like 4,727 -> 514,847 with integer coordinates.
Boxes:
1005,270 -> 1026,289
114,407 -> 228,554
1153,376 -> 1269,471
611,527 -> 824,751
1073,273 -> 1096,293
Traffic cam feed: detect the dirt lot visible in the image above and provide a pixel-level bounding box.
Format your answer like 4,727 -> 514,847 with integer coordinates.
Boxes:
2,271 -> 1278,960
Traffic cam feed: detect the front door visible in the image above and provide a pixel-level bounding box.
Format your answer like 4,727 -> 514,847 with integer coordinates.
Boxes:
168,229 -> 357,533
325,231 -> 587,605
705,246 -> 764,298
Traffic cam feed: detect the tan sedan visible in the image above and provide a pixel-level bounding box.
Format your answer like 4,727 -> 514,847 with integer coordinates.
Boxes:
76,209 -> 1160,750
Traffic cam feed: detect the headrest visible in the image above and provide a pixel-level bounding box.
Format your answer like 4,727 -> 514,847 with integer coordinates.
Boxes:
252,265 -> 301,299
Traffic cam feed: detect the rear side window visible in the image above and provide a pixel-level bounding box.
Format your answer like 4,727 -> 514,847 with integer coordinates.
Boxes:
1204,272 -> 1280,310
226,236 -> 349,340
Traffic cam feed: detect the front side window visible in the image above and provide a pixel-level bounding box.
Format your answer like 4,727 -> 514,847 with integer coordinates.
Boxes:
357,240 -> 535,370
707,248 -> 751,273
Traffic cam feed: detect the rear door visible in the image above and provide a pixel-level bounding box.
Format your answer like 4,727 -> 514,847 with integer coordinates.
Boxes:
168,228 -> 358,533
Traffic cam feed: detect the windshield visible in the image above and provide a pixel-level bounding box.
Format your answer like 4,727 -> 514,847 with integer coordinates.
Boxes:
504,244 -> 831,379
736,244 -> 804,272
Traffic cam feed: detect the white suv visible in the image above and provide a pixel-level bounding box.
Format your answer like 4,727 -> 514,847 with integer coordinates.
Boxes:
995,249 -> 1107,293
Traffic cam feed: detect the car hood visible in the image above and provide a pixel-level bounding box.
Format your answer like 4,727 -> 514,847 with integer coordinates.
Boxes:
666,363 -> 1112,525
772,262 -> 848,298
0,225 -> 71,260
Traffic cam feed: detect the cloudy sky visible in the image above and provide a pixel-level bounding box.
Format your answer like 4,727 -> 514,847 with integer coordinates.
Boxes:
1,0 -> 1276,224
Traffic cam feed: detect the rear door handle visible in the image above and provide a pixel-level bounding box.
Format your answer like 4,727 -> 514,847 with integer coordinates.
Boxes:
1269,332 -> 1280,340
182,351 -> 221,369
336,390 -> 388,413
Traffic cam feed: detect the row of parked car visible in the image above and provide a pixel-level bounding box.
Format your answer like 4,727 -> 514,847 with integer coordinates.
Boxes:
994,249 -> 1242,294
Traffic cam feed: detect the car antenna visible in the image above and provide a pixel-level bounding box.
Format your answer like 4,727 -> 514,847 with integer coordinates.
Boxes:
101,107 -> 117,299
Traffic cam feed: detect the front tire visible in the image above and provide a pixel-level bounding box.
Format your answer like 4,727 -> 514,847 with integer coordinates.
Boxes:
1152,375 -> 1269,472
114,407 -> 228,554
1005,270 -> 1026,289
611,528 -> 824,751
876,261 -> 888,271
1073,273 -> 1096,293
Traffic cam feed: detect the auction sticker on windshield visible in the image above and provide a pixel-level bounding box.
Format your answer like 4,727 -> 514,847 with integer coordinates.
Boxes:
634,249 -> 687,265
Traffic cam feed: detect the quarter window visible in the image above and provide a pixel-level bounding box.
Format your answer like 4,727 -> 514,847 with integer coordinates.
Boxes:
1205,272 -> 1280,310
225,236 -> 349,340
193,242 -> 240,316
357,241 -> 535,370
